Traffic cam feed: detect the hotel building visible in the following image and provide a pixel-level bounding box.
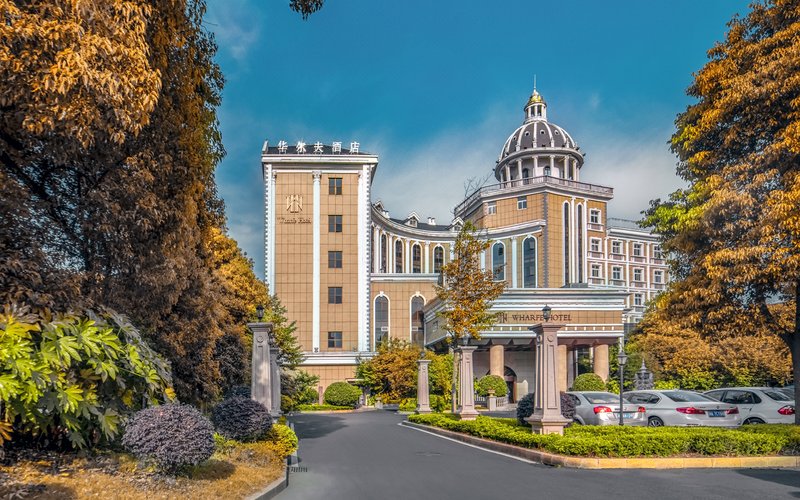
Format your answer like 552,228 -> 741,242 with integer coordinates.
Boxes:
261,89 -> 668,399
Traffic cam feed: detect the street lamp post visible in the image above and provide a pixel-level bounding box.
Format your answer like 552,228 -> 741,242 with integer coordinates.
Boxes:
617,342 -> 628,426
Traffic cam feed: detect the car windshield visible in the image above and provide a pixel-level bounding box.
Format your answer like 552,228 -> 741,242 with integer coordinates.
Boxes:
583,392 -> 630,404
762,389 -> 793,402
663,391 -> 715,403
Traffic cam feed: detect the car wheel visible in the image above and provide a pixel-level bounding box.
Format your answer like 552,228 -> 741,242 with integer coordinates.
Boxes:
648,416 -> 664,427
743,418 -> 765,425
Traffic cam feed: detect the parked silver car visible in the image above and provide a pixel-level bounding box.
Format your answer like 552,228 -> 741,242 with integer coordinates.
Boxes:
566,391 -> 646,426
704,387 -> 795,424
625,390 -> 740,427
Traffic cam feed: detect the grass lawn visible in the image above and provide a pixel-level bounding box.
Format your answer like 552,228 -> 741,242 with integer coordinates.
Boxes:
0,440 -> 285,499
408,414 -> 800,458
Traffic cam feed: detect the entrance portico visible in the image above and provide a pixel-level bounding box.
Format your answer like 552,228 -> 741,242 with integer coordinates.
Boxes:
424,288 -> 628,397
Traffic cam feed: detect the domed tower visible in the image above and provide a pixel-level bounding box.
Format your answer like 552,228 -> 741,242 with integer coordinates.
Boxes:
495,87 -> 583,185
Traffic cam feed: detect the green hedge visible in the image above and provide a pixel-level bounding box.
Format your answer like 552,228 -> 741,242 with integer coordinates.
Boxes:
475,375 -> 508,397
407,414 -> 794,458
571,373 -> 606,391
296,404 -> 353,411
323,382 -> 361,407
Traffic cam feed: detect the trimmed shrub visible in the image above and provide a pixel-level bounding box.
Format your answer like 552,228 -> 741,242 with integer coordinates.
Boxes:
263,423 -> 298,458
211,397 -> 273,442
430,394 -> 448,413
281,395 -> 297,413
323,382 -> 361,407
408,415 -> 791,458
224,385 -> 251,399
476,375 -> 508,397
399,398 -> 416,412
298,387 -> 319,405
122,404 -> 215,473
571,373 -> 606,391
296,404 -> 352,411
516,393 -> 535,425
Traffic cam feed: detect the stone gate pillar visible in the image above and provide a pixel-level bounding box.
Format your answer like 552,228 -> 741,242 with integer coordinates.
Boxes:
416,358 -> 432,414
248,322 -> 274,411
455,344 -> 479,420
527,322 -> 570,435
270,345 -> 281,415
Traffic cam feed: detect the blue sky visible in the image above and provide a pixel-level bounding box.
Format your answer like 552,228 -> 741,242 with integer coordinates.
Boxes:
205,0 -> 751,279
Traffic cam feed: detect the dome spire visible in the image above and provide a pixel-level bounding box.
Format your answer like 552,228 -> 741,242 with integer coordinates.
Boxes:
524,78 -> 547,122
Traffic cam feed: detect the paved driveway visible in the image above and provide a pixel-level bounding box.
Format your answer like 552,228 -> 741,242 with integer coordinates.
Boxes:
279,410 -> 800,500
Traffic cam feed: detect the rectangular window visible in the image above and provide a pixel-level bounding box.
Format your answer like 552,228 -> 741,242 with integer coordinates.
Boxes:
654,270 -> 664,283
653,245 -> 663,259
611,241 -> 622,254
327,331 -> 342,348
486,202 -> 496,215
517,196 -> 527,210
590,238 -> 601,253
328,177 -> 342,195
328,287 -> 342,304
633,243 -> 643,257
328,215 -> 342,233
612,267 -> 622,281
591,264 -> 601,278
634,293 -> 644,306
633,268 -> 643,281
590,209 -> 600,224
328,251 -> 342,269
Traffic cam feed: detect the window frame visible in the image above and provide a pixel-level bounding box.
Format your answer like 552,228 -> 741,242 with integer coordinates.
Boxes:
328,215 -> 343,233
328,177 -> 342,195
517,196 -> 528,210
611,241 -> 622,255
327,331 -> 342,348
328,250 -> 343,269
328,286 -> 343,304
590,238 -> 601,253
590,263 -> 601,278
589,209 -> 601,224
632,243 -> 643,257
486,202 -> 497,215
611,266 -> 622,281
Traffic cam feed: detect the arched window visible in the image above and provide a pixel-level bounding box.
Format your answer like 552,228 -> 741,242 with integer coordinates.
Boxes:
395,240 -> 403,273
492,242 -> 505,281
412,243 -> 421,273
564,203 -> 570,285
433,246 -> 444,274
374,296 -> 389,348
522,168 -> 530,185
410,296 -> 425,347
380,234 -> 387,272
577,205 -> 584,283
523,237 -> 537,288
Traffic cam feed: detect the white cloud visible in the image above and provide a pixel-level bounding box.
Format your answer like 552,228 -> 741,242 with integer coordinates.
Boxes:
206,1 -> 262,64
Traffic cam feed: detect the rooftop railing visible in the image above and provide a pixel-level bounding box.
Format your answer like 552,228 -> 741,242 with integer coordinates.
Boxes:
454,175 -> 613,216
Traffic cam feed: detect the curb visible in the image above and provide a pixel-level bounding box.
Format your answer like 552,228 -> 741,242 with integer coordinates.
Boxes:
401,421 -> 800,470
247,464 -> 289,500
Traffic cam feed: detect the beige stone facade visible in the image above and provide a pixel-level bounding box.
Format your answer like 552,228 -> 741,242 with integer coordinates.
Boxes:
262,90 -> 669,394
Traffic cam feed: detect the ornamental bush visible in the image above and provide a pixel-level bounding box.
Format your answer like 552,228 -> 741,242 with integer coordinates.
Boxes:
263,423 -> 298,458
516,393 -> 535,425
323,382 -> 361,407
475,375 -> 507,397
122,404 -> 215,473
571,373 -> 606,391
430,394 -> 449,413
297,387 -> 319,405
211,396 -> 273,442
0,305 -> 173,449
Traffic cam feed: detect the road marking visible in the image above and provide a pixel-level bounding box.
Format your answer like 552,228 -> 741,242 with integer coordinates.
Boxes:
397,422 -> 540,465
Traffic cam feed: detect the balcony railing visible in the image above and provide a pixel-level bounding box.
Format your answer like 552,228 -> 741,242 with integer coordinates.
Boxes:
454,175 -> 614,216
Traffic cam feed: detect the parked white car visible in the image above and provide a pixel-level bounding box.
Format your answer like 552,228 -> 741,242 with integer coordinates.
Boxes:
566,391 -> 647,426
624,390 -> 741,427
703,387 -> 795,424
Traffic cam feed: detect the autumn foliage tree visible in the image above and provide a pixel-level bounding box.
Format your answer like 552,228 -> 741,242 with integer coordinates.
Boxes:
435,222 -> 506,344
636,0 -> 797,413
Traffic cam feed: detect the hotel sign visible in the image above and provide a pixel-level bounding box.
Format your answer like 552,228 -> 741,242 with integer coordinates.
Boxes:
496,311 -> 573,324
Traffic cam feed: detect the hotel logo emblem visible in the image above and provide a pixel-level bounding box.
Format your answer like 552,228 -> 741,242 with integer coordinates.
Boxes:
286,195 -> 303,213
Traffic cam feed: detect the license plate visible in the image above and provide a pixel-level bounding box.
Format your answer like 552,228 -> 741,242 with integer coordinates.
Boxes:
623,412 -> 635,419
708,410 -> 725,417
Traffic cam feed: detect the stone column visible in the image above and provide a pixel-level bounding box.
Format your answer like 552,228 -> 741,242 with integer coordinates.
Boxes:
593,344 -> 609,382
455,345 -> 479,420
270,346 -> 281,415
416,359 -> 432,414
557,344 -> 568,393
248,322 -> 274,411
527,323 -> 570,435
489,344 -> 504,377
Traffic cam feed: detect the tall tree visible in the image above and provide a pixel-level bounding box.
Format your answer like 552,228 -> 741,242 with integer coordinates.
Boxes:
435,222 -> 506,343
638,0 -> 798,417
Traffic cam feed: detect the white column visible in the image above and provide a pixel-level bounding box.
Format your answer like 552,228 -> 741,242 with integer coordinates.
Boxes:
570,198 -> 577,283
269,172 -> 276,290
480,249 -> 486,271
358,164 -> 371,352
312,171 -> 321,352
263,163 -> 272,289
388,235 -> 394,273
511,236 -> 518,288
405,239 -> 411,273
424,242 -> 430,273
